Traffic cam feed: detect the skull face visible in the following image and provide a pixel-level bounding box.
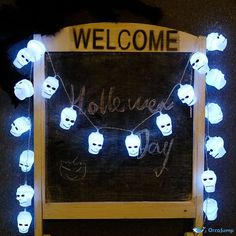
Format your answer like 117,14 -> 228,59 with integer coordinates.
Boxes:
13,48 -> 34,69
125,134 -> 141,157
17,211 -> 32,234
190,52 -> 209,74
27,39 -> 46,61
10,117 -> 31,137
203,198 -> 218,221
205,103 -> 223,124
177,84 -> 197,106
42,76 -> 59,99
206,136 -> 226,159
206,33 -> 227,51
14,79 -> 34,100
201,170 -> 217,193
206,69 -> 226,90
60,107 -> 77,130
156,114 -> 172,136
16,184 -> 34,207
88,131 -> 104,155
19,150 -> 34,172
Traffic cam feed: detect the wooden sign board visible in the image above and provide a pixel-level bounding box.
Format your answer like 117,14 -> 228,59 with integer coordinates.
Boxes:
34,23 -> 205,236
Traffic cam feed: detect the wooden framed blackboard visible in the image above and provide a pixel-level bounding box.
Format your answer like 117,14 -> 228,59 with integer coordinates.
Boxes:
33,23 -> 205,236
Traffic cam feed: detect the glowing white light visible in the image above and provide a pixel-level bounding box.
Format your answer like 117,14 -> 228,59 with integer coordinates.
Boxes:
10,117 -> 31,137
206,136 -> 226,159
206,69 -> 226,90
205,103 -> 223,124
190,52 -> 209,74
19,150 -> 34,172
88,131 -> 104,155
13,48 -> 34,69
17,210 -> 32,234
156,113 -> 172,136
42,76 -> 59,99
125,134 -> 141,157
206,32 -> 227,51
203,198 -> 218,221
27,39 -> 46,61
14,79 -> 34,100
201,169 -> 217,193
16,184 -> 34,207
177,84 -> 197,106
60,107 -> 77,130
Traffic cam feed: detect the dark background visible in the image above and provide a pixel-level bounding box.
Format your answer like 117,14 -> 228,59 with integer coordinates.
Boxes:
0,0 -> 235,235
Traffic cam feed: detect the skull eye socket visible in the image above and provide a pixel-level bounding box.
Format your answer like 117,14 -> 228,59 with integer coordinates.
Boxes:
70,120 -> 75,123
167,123 -> 171,126
192,63 -> 195,67
25,165 -> 29,167
203,178 -> 207,181
52,87 -> 56,90
185,95 -> 189,99
19,224 -> 23,226
46,84 -> 51,88
134,145 -> 138,148
19,163 -> 23,166
25,58 -> 29,62
15,126 -> 18,130
21,194 -> 25,197
128,146 -> 132,148
210,149 -> 213,152
196,59 -> 199,63
181,98 -> 185,101
161,125 -> 165,128
92,143 -> 96,146
209,177 -> 213,180
98,144 -> 102,147
65,118 -> 70,121
21,55 -> 25,58
24,224 -> 28,226
17,194 -> 20,197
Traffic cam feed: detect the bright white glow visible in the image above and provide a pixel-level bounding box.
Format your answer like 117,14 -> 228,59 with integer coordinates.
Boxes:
42,76 -> 59,99
19,150 -> 34,172
27,39 -> 46,61
177,84 -> 197,106
206,136 -> 226,159
201,170 -> 217,193
60,107 -> 77,130
156,113 -> 172,136
88,131 -> 104,154
10,117 -> 31,137
16,184 -> 34,207
205,103 -> 223,124
206,69 -> 226,90
14,79 -> 34,100
203,198 -> 218,221
190,52 -> 209,74
206,32 -> 227,51
13,48 -> 34,69
125,134 -> 141,157
17,210 -> 32,234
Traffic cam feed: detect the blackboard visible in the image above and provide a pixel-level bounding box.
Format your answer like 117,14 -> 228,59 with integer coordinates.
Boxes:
44,52 -> 193,202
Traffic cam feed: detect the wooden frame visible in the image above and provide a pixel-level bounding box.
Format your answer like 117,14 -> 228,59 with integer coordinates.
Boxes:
34,23 -> 205,236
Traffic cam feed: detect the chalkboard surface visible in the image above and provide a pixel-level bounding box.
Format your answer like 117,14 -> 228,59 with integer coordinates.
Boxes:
45,52 -> 193,202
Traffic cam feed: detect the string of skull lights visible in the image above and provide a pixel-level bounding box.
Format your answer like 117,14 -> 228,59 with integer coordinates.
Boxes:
10,32 -> 227,234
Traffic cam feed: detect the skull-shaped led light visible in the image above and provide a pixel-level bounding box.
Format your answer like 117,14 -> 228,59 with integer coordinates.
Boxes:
156,113 -> 172,136
88,131 -> 104,155
201,170 -> 217,193
14,79 -> 34,100
205,103 -> 223,124
203,198 -> 218,221
177,84 -> 197,106
27,39 -> 46,62
206,32 -> 227,51
206,69 -> 226,90
206,136 -> 226,159
42,76 -> 59,99
17,210 -> 32,234
10,117 -> 31,137
19,150 -> 34,172
16,184 -> 34,207
60,107 -> 77,130
190,52 -> 209,74
13,48 -> 34,69
125,134 -> 141,157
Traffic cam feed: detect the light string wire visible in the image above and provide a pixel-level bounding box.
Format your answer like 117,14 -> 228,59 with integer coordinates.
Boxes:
45,51 -> 192,134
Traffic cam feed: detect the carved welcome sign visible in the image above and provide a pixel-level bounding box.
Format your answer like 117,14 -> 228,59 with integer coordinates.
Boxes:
34,23 -> 205,236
